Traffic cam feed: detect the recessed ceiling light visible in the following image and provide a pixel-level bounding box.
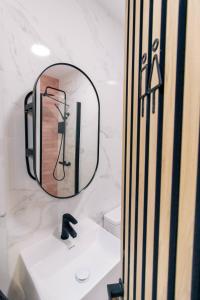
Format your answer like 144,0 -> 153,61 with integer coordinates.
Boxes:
31,44 -> 50,57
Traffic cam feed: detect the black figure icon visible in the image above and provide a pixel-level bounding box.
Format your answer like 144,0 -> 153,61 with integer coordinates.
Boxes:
139,53 -> 148,117
147,38 -> 163,113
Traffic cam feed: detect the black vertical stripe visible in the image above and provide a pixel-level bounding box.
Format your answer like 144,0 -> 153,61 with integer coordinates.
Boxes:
167,1 -> 188,299
122,0 -> 130,281
133,0 -> 144,299
152,0 -> 168,298
191,132 -> 200,300
75,102 -> 81,194
40,93 -> 43,184
141,0 -> 154,298
127,0 -> 136,297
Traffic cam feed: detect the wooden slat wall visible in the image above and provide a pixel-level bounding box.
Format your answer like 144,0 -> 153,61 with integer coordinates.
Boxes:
122,0 -> 200,299
175,0 -> 200,298
144,0 -> 161,299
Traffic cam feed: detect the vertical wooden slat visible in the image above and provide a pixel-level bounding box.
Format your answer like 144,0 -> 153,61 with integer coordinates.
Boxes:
152,0 -> 168,298
121,0 -> 130,279
121,0 -> 130,285
175,1 -> 200,298
133,1 -> 144,299
122,0 -> 135,299
126,0 -> 137,297
141,0 -> 154,297
135,0 -> 149,298
128,0 -> 141,298
142,0 -> 155,300
135,87 -> 146,300
167,1 -> 188,298
191,137 -> 200,299
156,1 -> 179,299
144,0 -> 161,299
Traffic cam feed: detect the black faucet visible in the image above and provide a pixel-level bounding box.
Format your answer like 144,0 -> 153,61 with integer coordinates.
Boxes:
61,214 -> 78,240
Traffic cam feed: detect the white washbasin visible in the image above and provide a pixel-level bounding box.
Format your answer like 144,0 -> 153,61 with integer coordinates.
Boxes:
19,218 -> 121,300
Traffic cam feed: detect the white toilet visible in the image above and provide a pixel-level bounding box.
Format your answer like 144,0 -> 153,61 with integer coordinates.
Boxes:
104,206 -> 121,238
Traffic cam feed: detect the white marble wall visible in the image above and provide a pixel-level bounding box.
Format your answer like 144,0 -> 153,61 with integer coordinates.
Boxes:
0,0 -> 125,294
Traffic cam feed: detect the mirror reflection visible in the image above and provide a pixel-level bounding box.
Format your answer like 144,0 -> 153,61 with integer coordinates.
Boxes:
34,64 -> 100,198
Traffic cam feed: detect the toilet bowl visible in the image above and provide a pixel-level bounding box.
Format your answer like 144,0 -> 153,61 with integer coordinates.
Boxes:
103,206 -> 121,238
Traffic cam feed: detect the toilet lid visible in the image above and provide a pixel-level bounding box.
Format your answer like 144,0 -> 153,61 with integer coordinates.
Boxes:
104,206 -> 121,226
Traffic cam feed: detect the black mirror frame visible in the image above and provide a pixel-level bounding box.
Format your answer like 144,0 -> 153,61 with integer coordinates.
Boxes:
30,62 -> 100,199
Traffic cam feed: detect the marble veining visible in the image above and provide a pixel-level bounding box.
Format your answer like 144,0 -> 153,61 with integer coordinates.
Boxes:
0,0 -> 125,294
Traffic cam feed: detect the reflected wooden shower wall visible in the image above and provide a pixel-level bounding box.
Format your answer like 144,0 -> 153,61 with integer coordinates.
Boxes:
121,0 -> 200,299
40,75 -> 59,196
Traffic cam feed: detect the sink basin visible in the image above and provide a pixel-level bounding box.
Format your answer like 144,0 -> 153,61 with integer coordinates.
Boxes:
19,218 -> 121,300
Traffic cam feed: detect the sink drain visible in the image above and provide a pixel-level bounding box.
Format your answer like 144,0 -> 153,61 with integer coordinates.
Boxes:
75,268 -> 90,283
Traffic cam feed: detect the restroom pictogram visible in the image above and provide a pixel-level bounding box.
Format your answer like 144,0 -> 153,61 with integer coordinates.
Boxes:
139,53 -> 148,117
147,38 -> 163,113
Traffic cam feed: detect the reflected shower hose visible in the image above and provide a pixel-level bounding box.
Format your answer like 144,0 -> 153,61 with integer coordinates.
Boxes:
53,134 -> 66,181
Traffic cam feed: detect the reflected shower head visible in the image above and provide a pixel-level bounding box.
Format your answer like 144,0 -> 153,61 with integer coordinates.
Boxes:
42,86 -> 69,106
43,94 -> 69,107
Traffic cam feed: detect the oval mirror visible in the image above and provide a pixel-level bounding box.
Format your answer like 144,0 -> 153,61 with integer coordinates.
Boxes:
33,63 -> 100,198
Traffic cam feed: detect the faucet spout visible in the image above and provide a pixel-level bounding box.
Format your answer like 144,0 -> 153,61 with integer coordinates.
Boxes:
61,214 -> 78,240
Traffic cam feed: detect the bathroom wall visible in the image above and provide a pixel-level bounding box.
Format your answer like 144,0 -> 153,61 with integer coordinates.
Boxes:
0,0 -> 125,293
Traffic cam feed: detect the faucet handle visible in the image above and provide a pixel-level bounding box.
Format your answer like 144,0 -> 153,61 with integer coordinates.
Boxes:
63,213 -> 78,225
61,214 -> 78,240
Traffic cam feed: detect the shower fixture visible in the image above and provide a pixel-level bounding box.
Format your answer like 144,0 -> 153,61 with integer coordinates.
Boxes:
41,86 -> 71,181
24,62 -> 100,199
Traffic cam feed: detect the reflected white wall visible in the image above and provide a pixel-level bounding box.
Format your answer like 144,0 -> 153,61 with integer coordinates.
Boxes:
59,69 -> 99,190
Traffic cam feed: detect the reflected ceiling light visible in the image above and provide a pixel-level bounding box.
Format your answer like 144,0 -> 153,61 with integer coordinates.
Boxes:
107,80 -> 118,85
31,44 -> 50,57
